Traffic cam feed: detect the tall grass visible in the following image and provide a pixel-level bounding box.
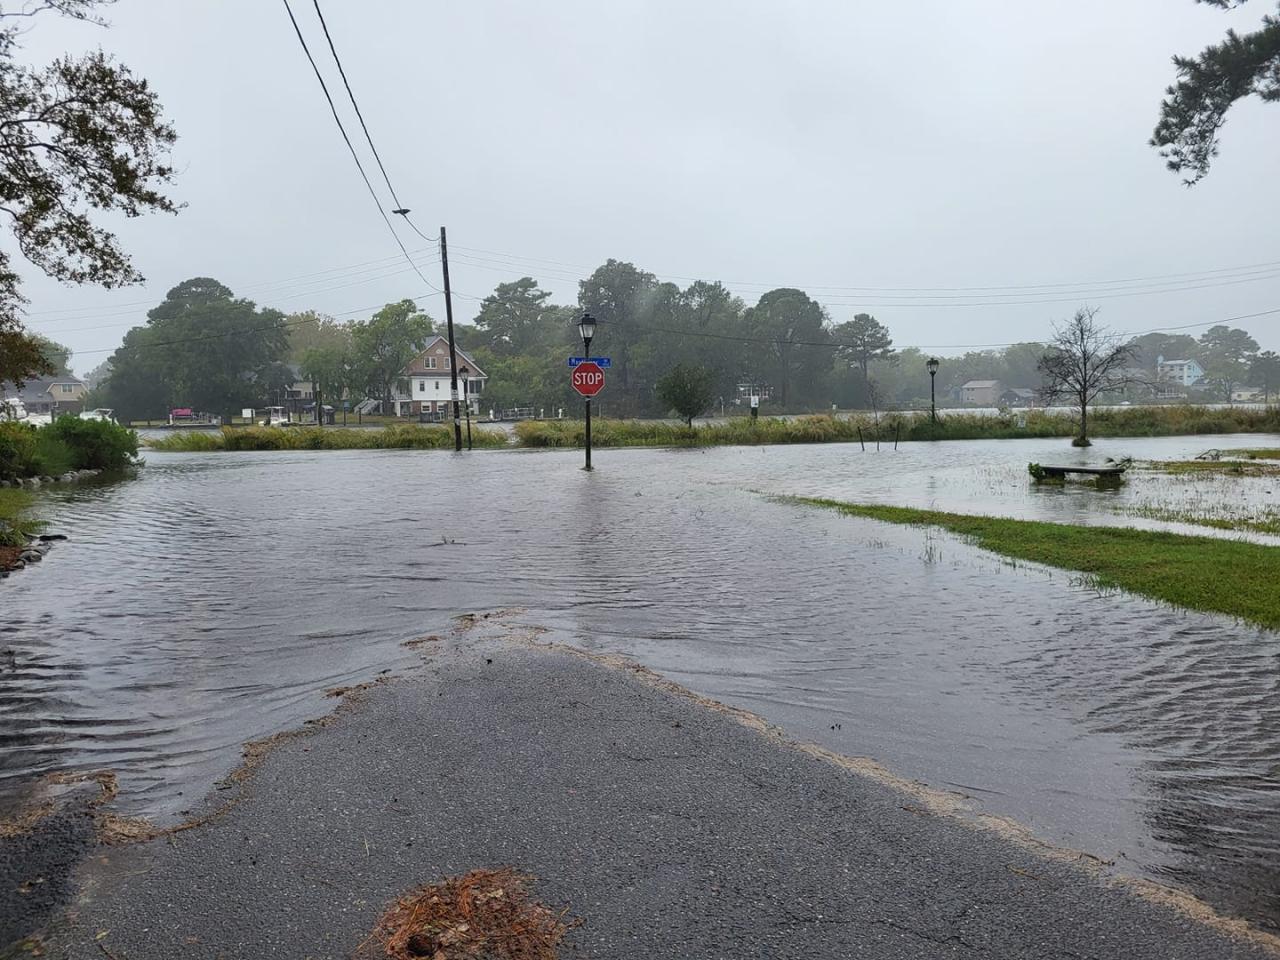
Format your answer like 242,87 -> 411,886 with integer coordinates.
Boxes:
145,406 -> 1280,454
146,425 -> 510,452
0,488 -> 42,546
516,406 -> 1280,448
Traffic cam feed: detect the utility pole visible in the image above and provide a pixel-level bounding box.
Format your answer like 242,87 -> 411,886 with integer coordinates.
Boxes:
439,226 -> 463,452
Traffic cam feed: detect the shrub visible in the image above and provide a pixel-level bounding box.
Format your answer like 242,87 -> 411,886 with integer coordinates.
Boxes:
0,489 -> 43,545
147,424 -> 510,452
41,416 -> 140,471
0,422 -> 38,481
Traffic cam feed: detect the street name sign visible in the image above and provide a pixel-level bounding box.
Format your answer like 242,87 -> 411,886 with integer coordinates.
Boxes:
568,357 -> 611,368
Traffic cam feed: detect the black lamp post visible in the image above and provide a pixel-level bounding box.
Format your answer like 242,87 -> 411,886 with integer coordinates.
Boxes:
578,312 -> 597,471
926,357 -> 940,425
459,365 -> 473,451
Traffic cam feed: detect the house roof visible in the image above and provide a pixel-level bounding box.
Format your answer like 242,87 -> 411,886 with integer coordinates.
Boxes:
2,376 -> 85,402
961,379 -> 1001,388
1003,387 -> 1037,397
402,336 -> 487,379
1159,358 -> 1198,366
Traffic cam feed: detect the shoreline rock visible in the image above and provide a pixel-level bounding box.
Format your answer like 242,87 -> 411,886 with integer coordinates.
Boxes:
0,469 -> 101,490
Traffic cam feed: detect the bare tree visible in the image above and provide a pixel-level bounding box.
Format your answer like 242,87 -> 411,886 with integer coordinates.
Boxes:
1037,307 -> 1136,447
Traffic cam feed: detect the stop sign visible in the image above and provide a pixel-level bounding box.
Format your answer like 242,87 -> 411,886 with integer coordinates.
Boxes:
571,361 -> 606,397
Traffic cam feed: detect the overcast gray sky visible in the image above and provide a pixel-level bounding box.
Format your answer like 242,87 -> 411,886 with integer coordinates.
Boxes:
13,0 -> 1280,373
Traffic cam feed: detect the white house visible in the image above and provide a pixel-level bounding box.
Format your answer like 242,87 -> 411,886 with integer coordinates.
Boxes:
959,379 -> 1003,406
1156,356 -> 1205,387
390,336 -> 488,417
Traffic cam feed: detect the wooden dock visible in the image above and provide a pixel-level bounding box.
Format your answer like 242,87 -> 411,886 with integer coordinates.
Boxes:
1036,465 -> 1127,480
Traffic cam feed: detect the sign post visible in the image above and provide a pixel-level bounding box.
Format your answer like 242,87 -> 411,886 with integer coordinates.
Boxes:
571,359 -> 606,471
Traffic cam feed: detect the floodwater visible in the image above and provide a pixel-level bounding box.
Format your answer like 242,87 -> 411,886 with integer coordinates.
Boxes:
2,433 -> 1279,931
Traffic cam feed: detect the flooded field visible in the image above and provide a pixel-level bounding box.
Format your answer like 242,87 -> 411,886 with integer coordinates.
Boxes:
2,432 -> 1278,930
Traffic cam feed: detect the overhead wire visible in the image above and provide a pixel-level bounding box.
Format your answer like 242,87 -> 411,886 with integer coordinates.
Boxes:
280,0 -> 442,294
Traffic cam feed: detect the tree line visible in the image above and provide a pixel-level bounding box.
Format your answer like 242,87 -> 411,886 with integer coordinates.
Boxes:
68,262 -> 1277,424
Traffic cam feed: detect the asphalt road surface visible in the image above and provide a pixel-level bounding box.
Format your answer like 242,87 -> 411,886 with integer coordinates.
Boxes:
28,637 -> 1280,960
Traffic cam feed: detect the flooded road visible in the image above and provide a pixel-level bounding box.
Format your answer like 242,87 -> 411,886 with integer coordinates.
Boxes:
2,433 -> 1278,931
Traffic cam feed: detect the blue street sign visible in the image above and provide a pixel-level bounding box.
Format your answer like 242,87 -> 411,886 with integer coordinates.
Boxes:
568,357 -> 611,367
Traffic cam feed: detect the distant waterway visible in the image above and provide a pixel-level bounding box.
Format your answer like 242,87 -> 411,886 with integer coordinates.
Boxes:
1,432 -> 1278,931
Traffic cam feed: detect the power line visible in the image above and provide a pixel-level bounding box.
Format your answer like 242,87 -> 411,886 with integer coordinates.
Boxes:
607,306 -> 1280,353
443,243 -> 1280,296
442,247 -> 1280,308
280,0 -> 441,295
307,0 -> 441,252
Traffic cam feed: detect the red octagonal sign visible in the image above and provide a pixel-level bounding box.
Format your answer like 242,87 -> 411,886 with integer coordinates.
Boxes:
571,361 -> 606,397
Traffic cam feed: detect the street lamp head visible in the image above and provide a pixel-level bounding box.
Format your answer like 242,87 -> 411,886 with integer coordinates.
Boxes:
926,357 -> 940,375
578,312 -> 597,348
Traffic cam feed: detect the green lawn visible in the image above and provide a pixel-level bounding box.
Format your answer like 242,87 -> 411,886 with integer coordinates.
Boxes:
792,498 -> 1280,630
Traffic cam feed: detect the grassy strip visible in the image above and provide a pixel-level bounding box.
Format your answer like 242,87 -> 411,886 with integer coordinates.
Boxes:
1235,448 -> 1280,460
1122,504 -> 1280,537
146,425 -> 510,452
145,406 -> 1280,453
1142,459 -> 1280,477
516,406 -> 1280,448
792,497 -> 1280,629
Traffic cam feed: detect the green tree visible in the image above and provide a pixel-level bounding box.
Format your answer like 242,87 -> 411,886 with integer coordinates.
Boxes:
0,1 -> 179,384
300,343 -> 354,419
1198,324 -> 1259,400
1250,350 -> 1280,401
578,259 -> 659,405
474,278 -> 569,356
1126,332 -> 1202,371
350,299 -> 433,413
656,363 -> 716,426
999,342 -> 1048,388
287,311 -> 353,363
26,334 -> 73,376
1152,1 -> 1280,183
834,313 -> 895,382
743,288 -> 830,409
100,278 -> 289,421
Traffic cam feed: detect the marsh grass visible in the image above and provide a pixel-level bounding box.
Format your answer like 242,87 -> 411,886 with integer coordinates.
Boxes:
0,489 -> 42,547
791,497 -> 1280,629
517,406 -> 1280,449
146,425 -> 510,452
1141,460 -> 1280,477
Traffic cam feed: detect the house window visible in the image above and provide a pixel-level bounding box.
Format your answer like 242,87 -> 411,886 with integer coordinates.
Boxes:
444,357 -> 450,369
434,381 -> 440,391
418,381 -> 425,393
60,384 -> 74,393
425,357 -> 437,369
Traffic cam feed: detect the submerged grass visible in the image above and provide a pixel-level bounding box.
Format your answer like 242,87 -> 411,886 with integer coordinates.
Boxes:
792,498 -> 1280,630
146,425 -> 509,452
1142,459 -> 1280,477
1234,448 -> 1280,460
0,488 -> 39,547
1122,504 -> 1280,537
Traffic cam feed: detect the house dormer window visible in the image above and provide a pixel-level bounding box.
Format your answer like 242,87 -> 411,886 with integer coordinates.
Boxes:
425,356 -> 437,369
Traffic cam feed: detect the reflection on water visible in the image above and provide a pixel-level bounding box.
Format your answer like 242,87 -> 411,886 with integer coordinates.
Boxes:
1,433 -> 1278,930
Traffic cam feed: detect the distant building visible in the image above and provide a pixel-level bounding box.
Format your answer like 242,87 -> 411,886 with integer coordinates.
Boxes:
999,387 -> 1038,407
388,336 -> 488,418
1156,356 -> 1204,387
959,379 -> 1003,406
0,375 -> 87,415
